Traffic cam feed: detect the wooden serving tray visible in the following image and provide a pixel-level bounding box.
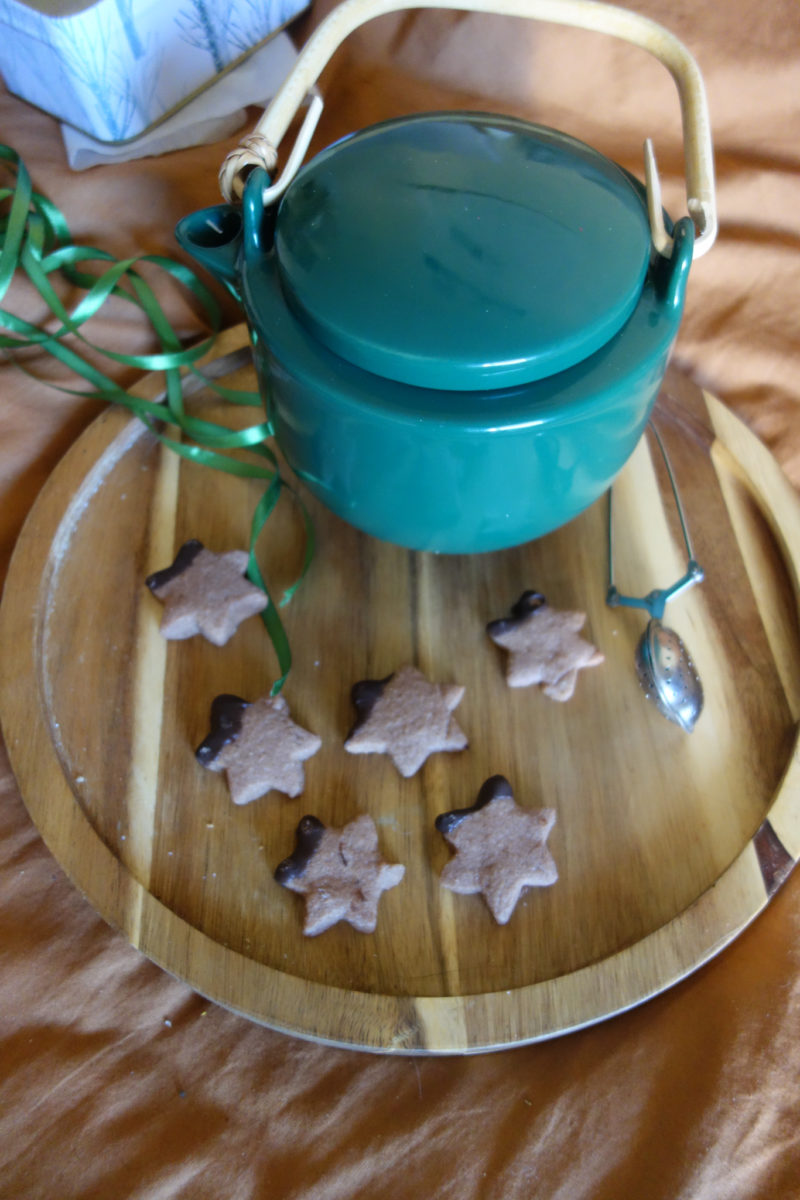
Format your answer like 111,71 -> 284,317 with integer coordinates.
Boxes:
2,326 -> 799,1054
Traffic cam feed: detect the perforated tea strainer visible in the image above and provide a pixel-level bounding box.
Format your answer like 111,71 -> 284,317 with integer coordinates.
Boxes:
607,422 -> 705,732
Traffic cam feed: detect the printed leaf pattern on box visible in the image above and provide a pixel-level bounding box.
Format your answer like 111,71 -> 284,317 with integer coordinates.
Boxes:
0,0 -> 307,140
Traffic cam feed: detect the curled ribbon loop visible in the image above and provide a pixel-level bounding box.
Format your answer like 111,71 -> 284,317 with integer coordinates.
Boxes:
0,143 -> 313,695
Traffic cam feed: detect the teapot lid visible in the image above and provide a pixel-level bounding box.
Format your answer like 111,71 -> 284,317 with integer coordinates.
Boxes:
275,112 -> 652,391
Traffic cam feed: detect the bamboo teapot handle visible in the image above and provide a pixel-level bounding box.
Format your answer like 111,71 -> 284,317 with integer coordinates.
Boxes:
219,0 -> 716,258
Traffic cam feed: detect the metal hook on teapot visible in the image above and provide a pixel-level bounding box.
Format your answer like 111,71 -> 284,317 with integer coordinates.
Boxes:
607,422 -> 705,732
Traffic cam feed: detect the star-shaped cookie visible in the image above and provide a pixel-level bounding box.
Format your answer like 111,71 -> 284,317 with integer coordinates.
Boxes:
487,590 -> 604,700
344,665 -> 468,777
196,693 -> 321,804
275,814 -> 406,936
146,539 -> 268,646
435,775 -> 558,924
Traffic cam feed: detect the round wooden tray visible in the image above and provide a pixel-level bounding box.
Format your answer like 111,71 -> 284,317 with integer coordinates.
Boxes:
2,327 -> 799,1054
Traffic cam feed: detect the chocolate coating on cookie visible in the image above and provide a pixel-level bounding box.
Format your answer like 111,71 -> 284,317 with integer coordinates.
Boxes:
486,591 -> 546,638
274,815 -> 326,884
146,539 -> 204,592
195,694 -> 249,765
435,774 -> 513,834
348,674 -> 394,737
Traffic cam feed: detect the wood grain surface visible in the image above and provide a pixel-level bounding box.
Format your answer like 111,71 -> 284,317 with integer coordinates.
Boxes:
1,325 -> 798,1053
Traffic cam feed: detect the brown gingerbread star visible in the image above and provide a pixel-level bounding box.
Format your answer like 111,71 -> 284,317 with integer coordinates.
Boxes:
344,664 -> 468,777
436,776 -> 558,924
146,539 -> 268,646
196,693 -> 321,804
487,590 -> 604,700
275,814 -> 405,936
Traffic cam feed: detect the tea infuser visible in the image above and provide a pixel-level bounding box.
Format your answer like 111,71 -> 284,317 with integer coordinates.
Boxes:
606,421 -> 705,732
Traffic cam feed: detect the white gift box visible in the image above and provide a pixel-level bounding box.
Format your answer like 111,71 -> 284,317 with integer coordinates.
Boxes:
0,0 -> 308,143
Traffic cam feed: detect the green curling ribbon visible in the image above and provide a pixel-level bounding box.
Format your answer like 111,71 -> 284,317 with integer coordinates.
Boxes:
0,143 -> 313,695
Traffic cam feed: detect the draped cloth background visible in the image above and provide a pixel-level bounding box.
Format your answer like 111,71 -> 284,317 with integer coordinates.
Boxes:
2,1 -> 800,1196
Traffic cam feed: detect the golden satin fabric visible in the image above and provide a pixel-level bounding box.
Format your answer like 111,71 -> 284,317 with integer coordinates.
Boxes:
2,2 -> 800,1195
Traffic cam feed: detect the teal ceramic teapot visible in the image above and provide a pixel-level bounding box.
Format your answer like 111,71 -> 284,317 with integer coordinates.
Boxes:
176,0 -> 716,553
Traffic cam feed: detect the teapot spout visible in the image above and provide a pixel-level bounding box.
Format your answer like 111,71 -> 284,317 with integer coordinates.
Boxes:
175,205 -> 243,299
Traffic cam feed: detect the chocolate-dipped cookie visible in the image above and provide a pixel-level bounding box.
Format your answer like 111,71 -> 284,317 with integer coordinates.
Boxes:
275,814 -> 405,936
436,775 -> 558,924
344,665 -> 468,777
196,693 -> 321,804
487,591 -> 603,700
146,539 -> 267,646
